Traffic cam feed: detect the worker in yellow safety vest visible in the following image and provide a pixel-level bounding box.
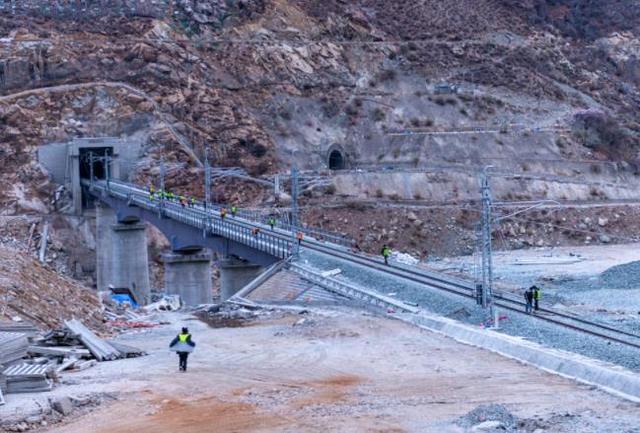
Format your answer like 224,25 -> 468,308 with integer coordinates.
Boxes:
381,244 -> 391,265
169,327 -> 196,372
532,286 -> 542,311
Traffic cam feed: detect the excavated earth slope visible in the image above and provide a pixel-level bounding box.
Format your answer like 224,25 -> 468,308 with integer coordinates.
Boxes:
0,244 -> 104,330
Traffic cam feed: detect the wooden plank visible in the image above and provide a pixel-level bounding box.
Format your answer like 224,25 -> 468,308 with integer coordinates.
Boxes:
56,357 -> 78,373
72,360 -> 96,372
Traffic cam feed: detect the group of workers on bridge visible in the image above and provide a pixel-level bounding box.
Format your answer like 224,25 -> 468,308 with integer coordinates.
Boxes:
147,185 -> 306,244
148,185 -> 197,208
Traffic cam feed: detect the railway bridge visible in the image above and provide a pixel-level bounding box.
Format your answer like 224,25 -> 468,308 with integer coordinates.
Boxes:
85,178 -> 301,305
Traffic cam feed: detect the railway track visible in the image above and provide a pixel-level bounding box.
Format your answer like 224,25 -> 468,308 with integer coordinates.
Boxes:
301,240 -> 640,351
97,181 -> 640,350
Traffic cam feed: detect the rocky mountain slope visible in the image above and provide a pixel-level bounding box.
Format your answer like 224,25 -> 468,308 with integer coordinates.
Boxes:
0,0 -> 638,261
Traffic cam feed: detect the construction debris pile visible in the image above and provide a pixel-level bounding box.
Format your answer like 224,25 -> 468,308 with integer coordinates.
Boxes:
102,293 -> 178,331
0,319 -> 145,406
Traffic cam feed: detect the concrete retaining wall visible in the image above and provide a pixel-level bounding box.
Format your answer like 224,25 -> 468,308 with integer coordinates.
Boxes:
400,311 -> 640,402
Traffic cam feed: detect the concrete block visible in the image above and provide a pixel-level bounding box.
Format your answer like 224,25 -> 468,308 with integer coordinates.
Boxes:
51,397 -> 73,416
472,421 -> 503,431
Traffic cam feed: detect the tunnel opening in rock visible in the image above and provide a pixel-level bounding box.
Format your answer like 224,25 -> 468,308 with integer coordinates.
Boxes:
328,150 -> 345,170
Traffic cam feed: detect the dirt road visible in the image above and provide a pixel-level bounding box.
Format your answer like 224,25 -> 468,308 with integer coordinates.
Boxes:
34,308 -> 640,433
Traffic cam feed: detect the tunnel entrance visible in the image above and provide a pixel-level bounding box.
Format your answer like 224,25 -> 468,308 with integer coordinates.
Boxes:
80,147 -> 112,180
328,150 -> 345,170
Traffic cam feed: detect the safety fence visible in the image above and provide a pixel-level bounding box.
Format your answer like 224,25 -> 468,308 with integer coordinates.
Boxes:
88,178 -> 352,248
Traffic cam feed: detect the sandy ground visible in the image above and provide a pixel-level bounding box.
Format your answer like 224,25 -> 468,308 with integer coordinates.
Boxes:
431,243 -> 640,287
5,307 -> 637,433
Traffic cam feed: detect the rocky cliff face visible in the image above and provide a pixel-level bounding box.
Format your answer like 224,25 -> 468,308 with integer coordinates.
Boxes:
502,0 -> 640,39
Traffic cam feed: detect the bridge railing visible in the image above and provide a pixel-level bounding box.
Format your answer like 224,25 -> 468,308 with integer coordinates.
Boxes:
85,179 -> 293,260
87,179 -> 352,247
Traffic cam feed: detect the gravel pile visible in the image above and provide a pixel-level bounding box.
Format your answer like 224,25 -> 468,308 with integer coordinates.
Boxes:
456,404 -> 518,431
600,261 -> 640,290
300,249 -> 640,372
552,260 -> 640,292
545,261 -> 640,319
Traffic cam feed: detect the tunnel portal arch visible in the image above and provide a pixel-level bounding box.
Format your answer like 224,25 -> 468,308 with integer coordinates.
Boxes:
327,145 -> 347,170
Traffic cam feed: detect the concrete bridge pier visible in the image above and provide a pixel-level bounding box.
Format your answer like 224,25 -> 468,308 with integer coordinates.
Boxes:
96,204 -> 151,304
163,250 -> 213,306
219,257 -> 263,301
96,204 -> 115,294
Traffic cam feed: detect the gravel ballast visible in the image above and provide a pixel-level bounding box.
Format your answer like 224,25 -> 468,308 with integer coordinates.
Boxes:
300,249 -> 640,372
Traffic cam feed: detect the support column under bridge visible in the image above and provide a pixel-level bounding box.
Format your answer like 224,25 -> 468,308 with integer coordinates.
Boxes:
163,251 -> 213,306
96,204 -> 151,305
220,258 -> 263,301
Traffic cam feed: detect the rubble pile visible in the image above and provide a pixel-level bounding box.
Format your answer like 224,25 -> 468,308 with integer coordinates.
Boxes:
457,404 -> 519,432
0,318 -> 146,406
196,302 -> 276,328
101,292 -> 169,330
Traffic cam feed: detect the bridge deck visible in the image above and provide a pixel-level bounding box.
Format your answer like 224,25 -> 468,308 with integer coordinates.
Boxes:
83,179 -> 295,264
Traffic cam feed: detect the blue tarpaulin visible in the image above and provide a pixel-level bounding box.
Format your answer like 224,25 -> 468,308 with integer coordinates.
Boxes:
111,294 -> 138,309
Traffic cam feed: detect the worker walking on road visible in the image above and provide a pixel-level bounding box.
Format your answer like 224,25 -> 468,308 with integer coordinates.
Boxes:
381,244 -> 391,265
169,327 -> 196,372
532,285 -> 541,311
524,287 -> 534,314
